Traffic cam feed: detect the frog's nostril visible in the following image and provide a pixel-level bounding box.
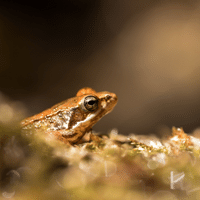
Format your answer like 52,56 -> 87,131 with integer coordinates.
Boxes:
104,93 -> 118,105
105,95 -> 111,101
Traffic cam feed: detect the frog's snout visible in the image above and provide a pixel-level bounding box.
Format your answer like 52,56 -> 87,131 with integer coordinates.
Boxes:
104,92 -> 118,108
107,93 -> 118,104
97,91 -> 118,111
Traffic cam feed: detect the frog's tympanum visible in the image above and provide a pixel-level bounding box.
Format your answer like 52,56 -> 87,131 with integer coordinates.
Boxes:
21,88 -> 118,144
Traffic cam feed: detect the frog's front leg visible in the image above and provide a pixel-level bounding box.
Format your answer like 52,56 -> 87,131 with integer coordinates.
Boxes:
73,129 -> 92,144
88,129 -> 102,143
74,129 -> 101,144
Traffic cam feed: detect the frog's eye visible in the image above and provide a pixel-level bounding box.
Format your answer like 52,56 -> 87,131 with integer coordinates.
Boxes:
83,95 -> 99,112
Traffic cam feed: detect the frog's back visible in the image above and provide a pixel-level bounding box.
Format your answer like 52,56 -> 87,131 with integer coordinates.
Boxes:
21,96 -> 79,127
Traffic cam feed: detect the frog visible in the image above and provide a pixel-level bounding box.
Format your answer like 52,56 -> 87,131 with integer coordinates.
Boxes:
21,87 -> 118,144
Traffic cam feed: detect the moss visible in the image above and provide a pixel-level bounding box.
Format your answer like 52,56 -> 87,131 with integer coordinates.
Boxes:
2,118 -> 200,200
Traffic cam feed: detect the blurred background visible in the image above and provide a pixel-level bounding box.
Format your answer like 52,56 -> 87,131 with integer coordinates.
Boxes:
0,0 -> 200,135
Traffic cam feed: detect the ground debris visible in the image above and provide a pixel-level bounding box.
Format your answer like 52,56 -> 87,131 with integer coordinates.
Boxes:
1,126 -> 200,200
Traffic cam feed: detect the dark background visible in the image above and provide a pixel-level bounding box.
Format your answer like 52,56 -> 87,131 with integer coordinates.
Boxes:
1,0 -> 200,135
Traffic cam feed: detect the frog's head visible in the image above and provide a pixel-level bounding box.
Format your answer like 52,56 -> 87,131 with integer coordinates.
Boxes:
75,87 -> 118,130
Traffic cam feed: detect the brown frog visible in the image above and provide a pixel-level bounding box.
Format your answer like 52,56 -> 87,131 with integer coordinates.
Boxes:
21,87 -> 118,144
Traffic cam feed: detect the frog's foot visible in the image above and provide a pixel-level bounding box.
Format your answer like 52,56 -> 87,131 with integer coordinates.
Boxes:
76,130 -> 92,144
89,132 -> 102,143
77,130 -> 102,144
